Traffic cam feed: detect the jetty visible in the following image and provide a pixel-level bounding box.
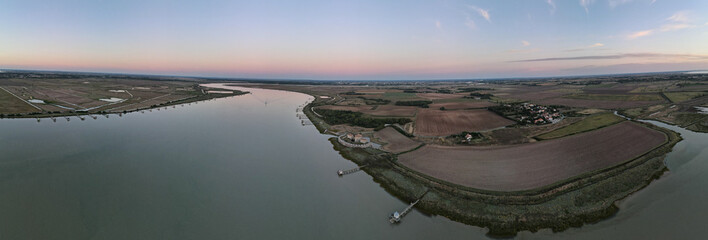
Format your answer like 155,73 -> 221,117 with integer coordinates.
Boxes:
389,191 -> 428,223
337,165 -> 367,176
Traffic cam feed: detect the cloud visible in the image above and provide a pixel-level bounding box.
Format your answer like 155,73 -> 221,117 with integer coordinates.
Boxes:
609,0 -> 634,8
547,0 -> 556,14
464,16 -> 476,29
627,30 -> 654,39
565,43 -> 605,52
510,53 -> 708,62
626,11 -> 694,39
522,40 -> 531,47
467,5 -> 491,22
580,0 -> 595,14
650,0 -> 657,5
435,20 -> 442,30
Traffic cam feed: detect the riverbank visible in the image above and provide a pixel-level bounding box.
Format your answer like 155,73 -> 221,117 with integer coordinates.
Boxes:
0,86 -> 247,119
297,94 -> 681,237
230,83 -> 683,236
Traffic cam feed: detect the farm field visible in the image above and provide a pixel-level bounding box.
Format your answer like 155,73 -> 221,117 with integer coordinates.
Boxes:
537,97 -> 663,109
373,127 -> 421,153
315,104 -> 418,117
416,92 -> 467,100
414,109 -> 514,136
664,92 -> 705,103
429,101 -> 495,110
566,93 -> 664,101
0,75 -> 244,117
399,121 -> 667,191
536,113 -> 625,140
0,87 -> 38,114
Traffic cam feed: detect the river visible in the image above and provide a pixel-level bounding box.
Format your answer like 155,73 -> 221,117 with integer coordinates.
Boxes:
0,83 -> 705,239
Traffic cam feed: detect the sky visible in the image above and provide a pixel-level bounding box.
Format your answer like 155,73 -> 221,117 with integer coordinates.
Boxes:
1,0 -> 707,80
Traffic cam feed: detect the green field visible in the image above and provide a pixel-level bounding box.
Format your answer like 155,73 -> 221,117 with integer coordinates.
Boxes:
537,113 -> 625,139
566,94 -> 663,101
0,87 -> 37,114
663,92 -> 705,103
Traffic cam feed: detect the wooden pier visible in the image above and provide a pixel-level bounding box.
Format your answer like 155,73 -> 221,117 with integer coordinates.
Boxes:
389,190 -> 428,223
337,165 -> 367,176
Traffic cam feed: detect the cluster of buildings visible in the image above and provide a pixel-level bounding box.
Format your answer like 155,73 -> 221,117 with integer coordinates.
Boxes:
338,132 -> 373,148
344,132 -> 369,144
518,103 -> 562,125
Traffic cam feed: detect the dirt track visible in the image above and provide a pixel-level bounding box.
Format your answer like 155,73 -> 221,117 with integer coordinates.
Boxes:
399,121 -> 666,191
374,127 -> 420,153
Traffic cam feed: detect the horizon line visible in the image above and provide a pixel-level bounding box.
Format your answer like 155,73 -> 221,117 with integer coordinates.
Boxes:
1,67 -> 704,82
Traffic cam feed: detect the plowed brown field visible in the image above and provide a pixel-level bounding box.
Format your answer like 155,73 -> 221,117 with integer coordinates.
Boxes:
414,109 -> 514,136
429,101 -> 496,110
316,105 -> 417,117
374,127 -> 421,153
399,121 -> 666,191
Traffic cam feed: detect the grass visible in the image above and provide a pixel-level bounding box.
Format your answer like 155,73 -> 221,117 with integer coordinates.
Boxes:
537,113 -> 625,139
566,93 -> 663,101
0,87 -> 38,114
663,92 -> 705,103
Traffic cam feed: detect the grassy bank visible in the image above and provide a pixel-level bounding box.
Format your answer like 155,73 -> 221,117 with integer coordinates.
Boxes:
537,113 -> 625,140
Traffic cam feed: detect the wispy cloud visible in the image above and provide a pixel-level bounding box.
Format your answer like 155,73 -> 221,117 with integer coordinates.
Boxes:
467,5 -> 491,22
547,0 -> 556,14
522,40 -> 531,47
666,11 -> 690,23
627,30 -> 653,39
565,43 -> 605,52
608,0 -> 634,8
510,53 -> 708,62
627,11 -> 694,39
435,20 -> 442,30
580,0 -> 596,14
464,16 -> 476,29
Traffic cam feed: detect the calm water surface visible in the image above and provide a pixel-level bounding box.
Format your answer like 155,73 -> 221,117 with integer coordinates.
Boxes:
0,84 -> 706,239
